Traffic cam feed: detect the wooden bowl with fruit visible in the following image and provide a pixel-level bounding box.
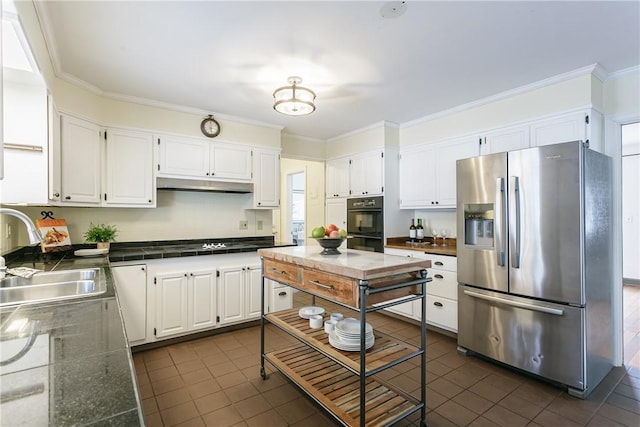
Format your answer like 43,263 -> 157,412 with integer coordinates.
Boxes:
310,224 -> 347,255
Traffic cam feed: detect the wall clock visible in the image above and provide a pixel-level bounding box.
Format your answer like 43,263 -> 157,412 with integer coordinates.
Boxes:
200,115 -> 221,138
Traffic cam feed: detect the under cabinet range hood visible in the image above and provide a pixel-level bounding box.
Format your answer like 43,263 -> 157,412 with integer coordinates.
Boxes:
156,177 -> 253,194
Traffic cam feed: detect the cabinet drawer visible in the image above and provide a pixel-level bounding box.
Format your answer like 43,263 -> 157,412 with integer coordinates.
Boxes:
263,259 -> 301,287
427,270 -> 457,300
425,295 -> 457,332
302,269 -> 358,307
428,254 -> 457,272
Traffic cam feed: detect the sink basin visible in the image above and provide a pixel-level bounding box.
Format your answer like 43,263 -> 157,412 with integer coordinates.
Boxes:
0,268 -> 106,307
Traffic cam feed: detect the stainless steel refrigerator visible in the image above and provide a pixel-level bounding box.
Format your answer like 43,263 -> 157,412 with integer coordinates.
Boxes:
456,141 -> 613,398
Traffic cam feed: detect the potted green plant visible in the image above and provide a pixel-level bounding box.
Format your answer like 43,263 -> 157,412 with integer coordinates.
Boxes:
83,223 -> 118,250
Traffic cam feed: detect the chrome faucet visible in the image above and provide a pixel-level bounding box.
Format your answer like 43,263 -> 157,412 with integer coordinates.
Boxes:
0,209 -> 44,278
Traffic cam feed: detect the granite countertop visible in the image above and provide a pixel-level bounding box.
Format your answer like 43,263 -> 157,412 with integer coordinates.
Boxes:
385,236 -> 457,257
258,246 -> 431,280
0,255 -> 143,426
0,236 -> 289,426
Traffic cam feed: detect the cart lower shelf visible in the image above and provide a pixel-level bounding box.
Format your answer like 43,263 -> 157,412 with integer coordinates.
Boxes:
264,344 -> 422,427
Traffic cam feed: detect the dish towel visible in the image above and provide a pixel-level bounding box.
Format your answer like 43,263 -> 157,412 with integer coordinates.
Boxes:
6,267 -> 42,278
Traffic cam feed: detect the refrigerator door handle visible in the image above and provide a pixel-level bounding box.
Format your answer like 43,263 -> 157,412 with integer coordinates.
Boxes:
463,289 -> 565,316
495,177 -> 506,266
510,176 -> 521,268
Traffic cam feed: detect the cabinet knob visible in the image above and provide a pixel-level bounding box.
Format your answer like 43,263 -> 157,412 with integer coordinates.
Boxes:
148,200 -> 152,203
206,173 -> 210,176
65,196 -> 71,200
53,192 -> 60,198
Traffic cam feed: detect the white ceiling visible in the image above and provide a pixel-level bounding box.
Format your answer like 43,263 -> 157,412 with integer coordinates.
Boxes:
32,1 -> 640,141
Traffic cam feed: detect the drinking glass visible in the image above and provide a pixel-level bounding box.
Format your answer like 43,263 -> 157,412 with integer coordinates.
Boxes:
440,229 -> 447,246
431,228 -> 439,246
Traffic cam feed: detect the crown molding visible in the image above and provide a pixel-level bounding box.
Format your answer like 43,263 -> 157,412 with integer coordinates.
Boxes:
327,120 -> 399,143
281,133 -> 325,144
402,63 -> 608,130
605,64 -> 640,82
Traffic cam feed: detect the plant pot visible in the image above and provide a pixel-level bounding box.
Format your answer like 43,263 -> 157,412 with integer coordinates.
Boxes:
96,242 -> 111,251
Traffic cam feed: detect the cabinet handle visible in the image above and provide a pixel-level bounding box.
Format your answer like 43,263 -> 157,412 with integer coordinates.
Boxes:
434,261 -> 444,266
65,196 -> 71,200
434,274 -> 444,279
268,268 -> 285,275
278,291 -> 287,296
433,301 -> 443,307
308,280 -> 333,290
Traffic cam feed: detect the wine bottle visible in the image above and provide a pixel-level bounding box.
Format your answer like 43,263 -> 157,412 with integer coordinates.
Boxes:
409,219 -> 416,241
416,218 -> 424,241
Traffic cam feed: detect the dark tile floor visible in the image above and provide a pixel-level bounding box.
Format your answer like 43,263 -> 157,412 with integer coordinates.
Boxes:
134,286 -> 640,426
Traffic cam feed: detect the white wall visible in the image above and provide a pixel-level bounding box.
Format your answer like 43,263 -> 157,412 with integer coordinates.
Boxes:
325,122 -> 387,159
10,191 -> 272,246
281,134 -> 325,160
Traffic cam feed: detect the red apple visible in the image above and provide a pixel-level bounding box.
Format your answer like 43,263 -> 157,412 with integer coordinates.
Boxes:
324,224 -> 338,236
329,230 -> 340,239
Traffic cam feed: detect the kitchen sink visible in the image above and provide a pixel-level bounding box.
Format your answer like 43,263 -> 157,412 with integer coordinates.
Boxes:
0,268 -> 106,307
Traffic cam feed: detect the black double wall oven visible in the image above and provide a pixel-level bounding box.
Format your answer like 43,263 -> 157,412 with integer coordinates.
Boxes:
346,196 -> 384,252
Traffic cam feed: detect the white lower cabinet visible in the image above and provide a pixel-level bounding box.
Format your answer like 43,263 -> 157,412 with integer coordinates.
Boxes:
383,248 -> 458,332
154,268 -> 217,338
111,264 -> 147,344
218,264 -> 262,325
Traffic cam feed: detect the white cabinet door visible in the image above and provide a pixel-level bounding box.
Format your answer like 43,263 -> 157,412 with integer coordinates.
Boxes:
325,198 -> 347,229
326,157 -> 350,198
399,146 -> 434,208
218,266 -> 244,325
111,264 -> 147,343
155,272 -> 189,338
189,269 -> 217,331
157,135 -> 209,177
530,111 -> 587,147
245,265 -> 263,320
210,143 -> 252,180
253,149 -> 280,208
105,128 -> 154,206
219,265 -> 263,324
481,124 -> 530,155
60,115 -> 101,204
435,136 -> 478,208
350,151 -> 383,196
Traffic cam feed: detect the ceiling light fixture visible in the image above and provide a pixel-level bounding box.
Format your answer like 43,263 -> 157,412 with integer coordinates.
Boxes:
273,76 -> 316,116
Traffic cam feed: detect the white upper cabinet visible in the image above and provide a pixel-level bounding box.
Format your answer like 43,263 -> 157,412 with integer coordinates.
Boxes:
157,135 -> 209,177
57,114 -> 155,207
156,134 -> 252,181
480,124 -> 530,155
253,148 -> 280,208
399,145 -> 435,208
326,150 -> 384,198
105,128 -> 154,206
350,150 -> 384,196
210,143 -> 252,180
60,115 -> 102,205
326,157 -> 350,198
530,111 -> 588,147
400,136 -> 477,209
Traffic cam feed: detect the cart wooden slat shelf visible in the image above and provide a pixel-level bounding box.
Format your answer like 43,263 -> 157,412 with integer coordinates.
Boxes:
259,246 -> 431,427
266,309 -> 421,374
265,344 -> 421,427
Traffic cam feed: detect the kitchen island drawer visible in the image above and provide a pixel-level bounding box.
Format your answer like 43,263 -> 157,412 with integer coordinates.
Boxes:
425,295 -> 457,332
263,259 -> 300,287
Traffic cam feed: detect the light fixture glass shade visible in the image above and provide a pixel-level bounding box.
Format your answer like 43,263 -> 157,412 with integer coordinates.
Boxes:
273,76 -> 316,116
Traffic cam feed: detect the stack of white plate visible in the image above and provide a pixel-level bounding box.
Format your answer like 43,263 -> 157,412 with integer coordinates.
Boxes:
298,306 -> 325,319
329,318 -> 375,351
